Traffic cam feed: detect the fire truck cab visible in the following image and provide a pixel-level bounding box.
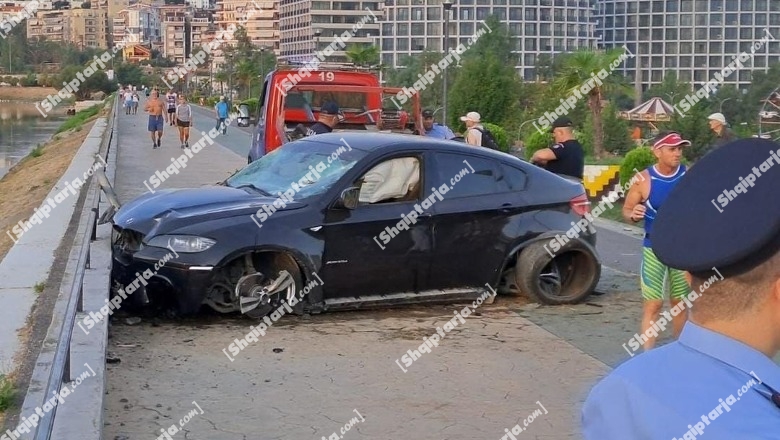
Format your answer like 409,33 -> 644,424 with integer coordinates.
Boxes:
248,62 -> 422,163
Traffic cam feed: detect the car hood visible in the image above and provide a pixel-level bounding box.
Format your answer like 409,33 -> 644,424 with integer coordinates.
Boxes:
113,186 -> 306,235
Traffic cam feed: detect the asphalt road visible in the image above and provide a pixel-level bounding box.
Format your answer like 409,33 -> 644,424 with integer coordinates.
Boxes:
191,104 -> 254,159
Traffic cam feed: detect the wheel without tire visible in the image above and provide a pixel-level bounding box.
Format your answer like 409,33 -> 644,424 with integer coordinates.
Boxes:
239,254 -> 303,319
515,240 -> 601,305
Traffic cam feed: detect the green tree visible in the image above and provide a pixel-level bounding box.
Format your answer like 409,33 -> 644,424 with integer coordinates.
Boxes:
552,48 -> 633,158
115,62 -> 146,86
345,44 -> 379,67
661,98 -> 715,162
448,15 -> 519,129
643,72 -> 691,104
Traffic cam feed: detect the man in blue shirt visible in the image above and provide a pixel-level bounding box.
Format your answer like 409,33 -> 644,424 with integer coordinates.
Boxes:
214,96 -> 230,135
420,109 -> 454,139
582,138 -> 780,439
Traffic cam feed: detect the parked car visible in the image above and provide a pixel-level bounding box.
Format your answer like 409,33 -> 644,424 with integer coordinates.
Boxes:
110,132 -> 601,318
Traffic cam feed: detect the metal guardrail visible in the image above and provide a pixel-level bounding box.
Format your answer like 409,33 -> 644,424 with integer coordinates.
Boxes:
24,96 -> 118,440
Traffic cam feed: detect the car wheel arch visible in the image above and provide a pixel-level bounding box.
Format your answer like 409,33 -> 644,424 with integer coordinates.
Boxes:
214,246 -> 321,301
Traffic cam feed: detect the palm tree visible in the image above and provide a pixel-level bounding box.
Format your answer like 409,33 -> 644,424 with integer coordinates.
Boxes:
345,44 -> 379,67
235,58 -> 260,98
553,48 -> 632,158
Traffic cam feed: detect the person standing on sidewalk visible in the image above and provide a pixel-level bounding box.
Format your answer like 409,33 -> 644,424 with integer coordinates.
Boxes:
175,95 -> 193,149
215,96 -> 229,135
583,138 -> 780,439
531,117 -> 584,181
144,90 -> 165,149
622,131 -> 691,350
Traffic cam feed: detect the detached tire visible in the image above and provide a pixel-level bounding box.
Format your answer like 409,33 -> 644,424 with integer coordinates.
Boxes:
515,240 -> 601,305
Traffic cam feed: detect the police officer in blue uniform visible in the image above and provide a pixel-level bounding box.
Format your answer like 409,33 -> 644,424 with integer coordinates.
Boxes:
582,138 -> 780,439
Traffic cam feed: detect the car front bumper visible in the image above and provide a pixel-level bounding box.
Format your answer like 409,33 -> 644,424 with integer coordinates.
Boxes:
111,229 -> 214,315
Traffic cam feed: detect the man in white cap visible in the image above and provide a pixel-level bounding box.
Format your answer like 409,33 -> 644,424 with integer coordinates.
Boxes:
707,112 -> 735,150
460,111 -> 484,147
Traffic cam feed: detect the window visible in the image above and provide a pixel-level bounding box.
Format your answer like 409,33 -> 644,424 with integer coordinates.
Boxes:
435,155 -> 498,198
498,164 -> 527,191
357,157 -> 421,204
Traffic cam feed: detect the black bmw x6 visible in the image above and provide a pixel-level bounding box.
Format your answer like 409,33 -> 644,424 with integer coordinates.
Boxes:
111,132 -> 601,318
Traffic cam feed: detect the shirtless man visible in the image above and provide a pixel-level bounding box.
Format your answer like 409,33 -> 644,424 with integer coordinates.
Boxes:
144,90 -> 165,149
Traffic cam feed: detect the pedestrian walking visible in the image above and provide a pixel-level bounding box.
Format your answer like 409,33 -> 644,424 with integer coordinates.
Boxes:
460,112 -> 499,150
144,89 -> 165,149
175,95 -> 193,149
583,137 -> 780,439
124,89 -> 133,115
530,116 -> 585,180
131,91 -> 139,115
622,131 -> 691,350
166,90 -> 177,125
214,96 -> 230,135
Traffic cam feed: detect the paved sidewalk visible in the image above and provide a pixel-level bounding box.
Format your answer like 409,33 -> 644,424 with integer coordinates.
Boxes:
114,96 -> 246,203
106,102 -> 611,439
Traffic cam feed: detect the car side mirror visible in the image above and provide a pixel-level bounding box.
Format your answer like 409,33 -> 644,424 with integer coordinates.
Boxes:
336,187 -> 360,209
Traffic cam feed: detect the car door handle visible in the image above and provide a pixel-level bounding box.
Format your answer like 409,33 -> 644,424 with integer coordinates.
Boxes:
499,203 -> 514,213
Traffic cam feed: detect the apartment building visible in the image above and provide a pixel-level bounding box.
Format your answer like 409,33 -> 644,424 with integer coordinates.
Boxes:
596,0 -> 780,90
27,7 -> 108,49
190,9 -> 213,52
160,4 -> 190,63
112,3 -> 161,46
215,0 -> 279,53
377,0 -> 596,80
279,0 -> 380,63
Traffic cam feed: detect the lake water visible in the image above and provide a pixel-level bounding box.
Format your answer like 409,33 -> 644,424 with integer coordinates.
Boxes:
0,102 -> 67,179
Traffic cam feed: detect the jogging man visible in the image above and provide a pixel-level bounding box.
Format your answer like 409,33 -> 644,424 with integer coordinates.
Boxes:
166,90 -> 177,125
175,95 -> 193,149
214,96 -> 229,135
144,90 -> 165,149
622,131 -> 691,350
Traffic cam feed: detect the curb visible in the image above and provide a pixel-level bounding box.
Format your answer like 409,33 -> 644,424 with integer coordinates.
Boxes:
12,99 -> 116,440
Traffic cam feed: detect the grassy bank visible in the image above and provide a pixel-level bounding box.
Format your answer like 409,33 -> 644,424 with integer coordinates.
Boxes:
55,104 -> 102,134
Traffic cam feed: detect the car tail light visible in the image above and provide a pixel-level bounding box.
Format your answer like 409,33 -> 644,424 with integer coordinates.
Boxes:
570,193 -> 591,216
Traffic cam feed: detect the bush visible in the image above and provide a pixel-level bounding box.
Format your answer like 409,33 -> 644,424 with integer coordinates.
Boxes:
241,98 -> 259,116
523,129 -> 553,161
20,73 -> 38,87
204,96 -> 220,108
482,122 -> 509,153
620,146 -> 656,187
30,144 -> 44,157
0,375 -> 14,411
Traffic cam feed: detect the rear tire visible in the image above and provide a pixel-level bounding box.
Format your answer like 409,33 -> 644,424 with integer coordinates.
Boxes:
515,240 -> 600,305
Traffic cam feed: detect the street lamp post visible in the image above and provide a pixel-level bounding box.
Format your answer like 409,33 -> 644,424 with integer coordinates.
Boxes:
719,97 -> 732,113
442,0 -> 453,126
313,28 -> 322,59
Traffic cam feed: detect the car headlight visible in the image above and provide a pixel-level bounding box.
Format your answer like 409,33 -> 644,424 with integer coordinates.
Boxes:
146,235 -> 216,253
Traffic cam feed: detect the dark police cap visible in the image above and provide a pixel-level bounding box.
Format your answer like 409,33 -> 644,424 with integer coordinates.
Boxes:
550,116 -> 573,132
321,101 -> 340,115
422,109 -> 434,118
653,138 -> 780,277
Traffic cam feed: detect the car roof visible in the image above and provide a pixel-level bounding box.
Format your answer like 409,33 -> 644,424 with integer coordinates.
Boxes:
305,132 -> 520,160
